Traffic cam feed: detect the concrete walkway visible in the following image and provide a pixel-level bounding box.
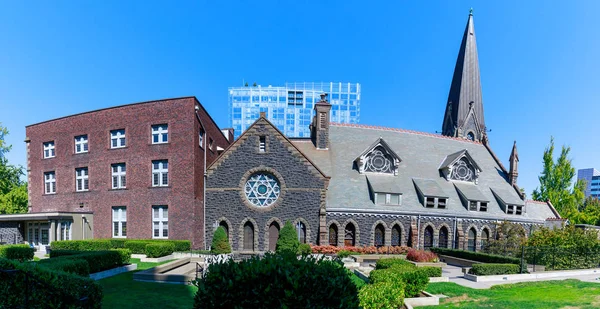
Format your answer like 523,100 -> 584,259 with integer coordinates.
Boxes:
443,265 -> 600,289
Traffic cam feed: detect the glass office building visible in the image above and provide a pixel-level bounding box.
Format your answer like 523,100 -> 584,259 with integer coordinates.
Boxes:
578,168 -> 600,198
229,82 -> 360,139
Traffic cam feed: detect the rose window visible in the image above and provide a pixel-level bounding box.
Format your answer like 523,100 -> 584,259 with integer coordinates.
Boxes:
244,173 -> 281,207
450,157 -> 475,182
364,146 -> 393,174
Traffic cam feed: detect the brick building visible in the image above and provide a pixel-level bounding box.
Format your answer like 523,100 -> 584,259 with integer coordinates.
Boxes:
0,97 -> 231,251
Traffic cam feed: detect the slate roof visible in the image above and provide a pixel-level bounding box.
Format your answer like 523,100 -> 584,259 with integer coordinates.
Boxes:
292,123 -> 558,223
367,175 -> 403,194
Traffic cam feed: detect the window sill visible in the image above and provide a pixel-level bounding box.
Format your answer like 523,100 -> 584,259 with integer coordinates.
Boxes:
152,237 -> 169,240
150,142 -> 169,146
149,186 -> 171,189
109,146 -> 128,150
110,188 -> 128,191
43,193 -> 57,196
75,190 -> 90,193
43,157 -> 56,160
74,152 -> 89,155
112,236 -> 127,239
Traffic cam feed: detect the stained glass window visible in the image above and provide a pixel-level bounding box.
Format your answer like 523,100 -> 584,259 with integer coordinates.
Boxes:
244,173 -> 281,207
450,157 -> 475,182
365,146 -> 394,174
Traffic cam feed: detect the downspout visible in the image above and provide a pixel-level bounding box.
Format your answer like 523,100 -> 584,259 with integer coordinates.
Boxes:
203,127 -> 207,250
417,215 -> 421,250
453,217 -> 457,249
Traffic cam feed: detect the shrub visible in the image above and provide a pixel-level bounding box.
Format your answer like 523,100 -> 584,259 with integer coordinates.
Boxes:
49,250 -> 85,258
276,221 -> 300,254
145,243 -> 175,258
0,258 -> 102,308
468,263 -> 520,276
375,258 -> 414,270
210,226 -> 231,254
51,239 -> 191,253
420,266 -> 442,278
192,252 -> 359,308
109,239 -> 126,248
310,245 -> 410,255
0,244 -> 34,261
430,248 -> 521,265
369,266 -> 429,298
359,281 -> 405,309
297,243 -> 312,256
45,249 -> 130,274
348,270 -> 367,289
337,250 -> 352,258
406,249 -> 439,263
38,257 -> 90,276
50,239 -> 112,251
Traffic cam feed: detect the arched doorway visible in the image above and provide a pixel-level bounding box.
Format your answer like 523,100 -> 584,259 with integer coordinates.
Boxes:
439,226 -> 449,248
423,226 -> 434,250
391,224 -> 402,246
296,222 -> 306,244
329,225 -> 338,246
268,222 -> 280,251
243,221 -> 254,251
219,221 -> 229,239
468,228 -> 477,252
481,228 -> 490,250
374,224 -> 385,247
344,223 -> 356,247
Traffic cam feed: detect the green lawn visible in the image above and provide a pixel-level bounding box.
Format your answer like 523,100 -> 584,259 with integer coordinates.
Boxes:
422,280 -> 600,309
100,258 -> 197,309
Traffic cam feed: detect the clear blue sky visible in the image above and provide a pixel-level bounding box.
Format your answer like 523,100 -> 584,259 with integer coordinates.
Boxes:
1,1 -> 599,197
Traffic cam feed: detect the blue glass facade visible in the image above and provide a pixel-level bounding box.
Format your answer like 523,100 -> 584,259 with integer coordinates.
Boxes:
577,168 -> 600,198
229,82 -> 360,139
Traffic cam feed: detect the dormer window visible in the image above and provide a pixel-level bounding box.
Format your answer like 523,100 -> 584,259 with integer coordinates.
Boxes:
451,158 -> 476,182
468,200 -> 487,212
356,138 -> 401,176
413,178 -> 449,209
425,197 -> 447,209
454,182 -> 489,212
439,149 -> 482,184
490,187 -> 525,215
375,193 -> 401,205
506,205 -> 523,215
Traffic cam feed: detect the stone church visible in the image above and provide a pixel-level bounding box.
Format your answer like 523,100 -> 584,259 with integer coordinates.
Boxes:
204,12 -> 561,253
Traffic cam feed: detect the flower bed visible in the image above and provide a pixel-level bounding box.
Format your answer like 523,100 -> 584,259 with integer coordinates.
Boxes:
310,245 -> 410,255
406,249 -> 438,263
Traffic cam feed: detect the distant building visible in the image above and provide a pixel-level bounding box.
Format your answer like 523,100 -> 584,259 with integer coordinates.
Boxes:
577,168 -> 600,198
228,82 -> 360,139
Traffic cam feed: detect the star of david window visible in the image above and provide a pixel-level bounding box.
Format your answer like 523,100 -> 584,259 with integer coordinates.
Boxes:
244,173 -> 281,207
364,146 -> 394,174
450,157 -> 475,182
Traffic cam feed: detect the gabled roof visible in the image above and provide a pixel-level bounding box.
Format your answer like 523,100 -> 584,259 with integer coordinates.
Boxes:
367,175 -> 403,194
454,182 -> 488,202
491,187 -> 525,206
439,149 -> 482,172
413,178 -> 449,198
355,138 -> 402,164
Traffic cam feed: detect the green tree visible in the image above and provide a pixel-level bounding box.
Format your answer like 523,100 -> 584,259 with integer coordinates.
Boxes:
276,221 -> 299,254
0,123 -> 27,214
532,137 -> 585,218
210,226 -> 231,254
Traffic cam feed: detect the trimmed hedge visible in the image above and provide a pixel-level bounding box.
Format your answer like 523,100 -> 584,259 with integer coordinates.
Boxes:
369,266 -> 429,298
51,239 -> 191,253
359,281 -> 405,309
37,257 -> 90,276
0,258 -> 102,308
145,243 -> 175,258
44,249 -> 131,274
192,252 -> 359,308
468,263 -> 521,276
431,248 -> 521,265
375,258 -> 414,270
0,244 -> 34,261
420,266 -> 442,278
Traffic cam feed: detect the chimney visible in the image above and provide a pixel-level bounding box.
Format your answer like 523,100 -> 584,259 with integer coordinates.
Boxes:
310,93 -> 331,149
220,128 -> 235,142
509,141 -> 519,186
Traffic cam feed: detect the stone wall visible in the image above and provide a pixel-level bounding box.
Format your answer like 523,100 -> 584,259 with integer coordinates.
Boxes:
0,222 -> 23,245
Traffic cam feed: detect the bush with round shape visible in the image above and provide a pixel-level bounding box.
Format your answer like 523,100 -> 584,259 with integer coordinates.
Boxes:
406,249 -> 439,263
145,243 -> 175,258
210,226 -> 231,254
276,221 -> 300,254
297,243 -> 312,256
192,252 -> 359,308
359,281 -> 405,309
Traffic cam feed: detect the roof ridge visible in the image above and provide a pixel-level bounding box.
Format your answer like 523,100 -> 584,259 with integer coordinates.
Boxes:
330,122 -> 482,144
526,200 -> 549,205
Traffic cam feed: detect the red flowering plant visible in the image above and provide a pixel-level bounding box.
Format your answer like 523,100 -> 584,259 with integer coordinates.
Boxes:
406,249 -> 439,263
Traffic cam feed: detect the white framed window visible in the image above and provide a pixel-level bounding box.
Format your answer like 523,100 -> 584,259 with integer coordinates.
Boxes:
112,206 -> 127,238
59,221 -> 72,241
469,200 -> 488,212
110,129 -> 126,148
152,124 -> 168,144
44,171 -> 56,194
152,160 -> 168,187
75,167 -> 89,192
112,163 -> 126,189
43,141 -> 55,159
199,129 -> 204,148
74,135 -> 89,154
259,136 -> 266,152
152,206 -> 168,239
375,192 -> 401,205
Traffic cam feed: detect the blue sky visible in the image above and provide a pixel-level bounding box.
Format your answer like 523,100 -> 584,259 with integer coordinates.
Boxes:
1,1 -> 599,196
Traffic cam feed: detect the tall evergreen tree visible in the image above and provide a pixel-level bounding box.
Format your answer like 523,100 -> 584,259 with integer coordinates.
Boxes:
276,221 -> 299,254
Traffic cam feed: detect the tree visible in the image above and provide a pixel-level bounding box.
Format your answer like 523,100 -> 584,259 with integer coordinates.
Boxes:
210,226 -> 231,254
532,137 -> 585,218
0,123 -> 27,214
276,221 -> 299,254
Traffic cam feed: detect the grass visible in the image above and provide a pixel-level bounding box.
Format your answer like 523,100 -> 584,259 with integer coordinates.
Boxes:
422,280 -> 600,309
100,258 -> 197,309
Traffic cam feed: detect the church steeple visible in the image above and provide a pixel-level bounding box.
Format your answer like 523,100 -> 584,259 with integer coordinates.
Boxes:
509,141 -> 519,186
442,10 -> 486,143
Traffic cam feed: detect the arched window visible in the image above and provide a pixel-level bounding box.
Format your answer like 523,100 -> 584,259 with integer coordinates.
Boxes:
329,225 -> 338,246
374,224 -> 385,247
468,228 -> 477,252
423,226 -> 434,250
296,222 -> 306,244
268,222 -> 280,251
467,132 -> 475,141
219,221 -> 229,239
344,223 -> 356,247
481,228 -> 490,250
391,225 -> 402,246
243,221 -> 254,251
439,226 -> 449,248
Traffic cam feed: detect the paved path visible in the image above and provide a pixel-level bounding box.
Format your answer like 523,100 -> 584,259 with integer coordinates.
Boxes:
443,265 -> 600,289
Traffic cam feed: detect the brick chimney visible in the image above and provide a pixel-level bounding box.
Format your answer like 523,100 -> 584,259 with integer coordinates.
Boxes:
310,93 -> 331,149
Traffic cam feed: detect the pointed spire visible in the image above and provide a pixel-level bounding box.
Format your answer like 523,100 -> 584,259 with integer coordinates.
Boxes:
509,141 -> 519,186
442,11 -> 486,142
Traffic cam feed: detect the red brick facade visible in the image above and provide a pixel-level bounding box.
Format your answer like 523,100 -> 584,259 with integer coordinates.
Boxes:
25,97 -> 230,248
